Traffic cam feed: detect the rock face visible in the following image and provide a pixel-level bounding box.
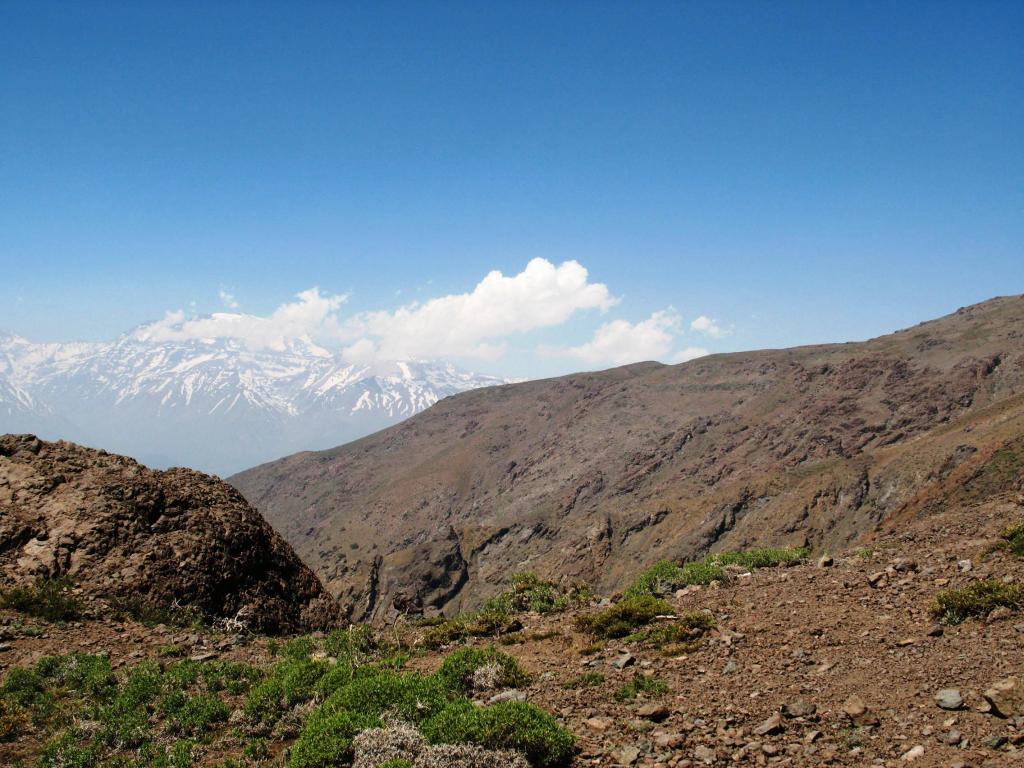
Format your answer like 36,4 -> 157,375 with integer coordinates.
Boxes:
0,435 -> 337,633
231,296 -> 1024,621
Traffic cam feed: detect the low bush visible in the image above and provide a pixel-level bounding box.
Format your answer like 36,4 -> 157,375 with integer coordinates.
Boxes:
480,573 -> 591,616
930,579 -> 1024,624
1000,521 -> 1024,557
624,546 -> 809,598
435,647 -> 530,694
0,577 -> 82,622
562,672 -> 604,689
421,699 -> 574,768
574,595 -> 674,638
614,673 -> 668,701
629,610 -> 716,653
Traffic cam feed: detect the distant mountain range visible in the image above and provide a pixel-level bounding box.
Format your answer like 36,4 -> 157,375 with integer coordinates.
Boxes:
0,331 -> 505,475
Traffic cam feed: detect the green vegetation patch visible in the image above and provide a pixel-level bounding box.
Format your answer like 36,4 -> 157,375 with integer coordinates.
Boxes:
435,647 -> 530,694
562,672 -> 604,689
930,579 -> 1024,624
420,573 -> 589,650
626,610 -> 716,654
0,577 -> 82,622
1000,521 -> 1024,558
574,595 -> 674,639
614,673 -> 668,701
624,547 -> 809,599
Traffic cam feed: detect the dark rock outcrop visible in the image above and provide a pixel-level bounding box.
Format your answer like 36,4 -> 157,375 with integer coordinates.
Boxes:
0,435 -> 338,633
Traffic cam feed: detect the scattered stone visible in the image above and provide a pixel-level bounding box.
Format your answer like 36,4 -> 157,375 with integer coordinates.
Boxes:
782,699 -> 817,718
615,745 -> 640,765
984,677 -> 1024,718
693,745 -> 716,764
927,624 -> 944,637
817,554 -> 834,568
939,729 -> 962,746
935,689 -> 963,710
612,652 -> 636,670
842,695 -> 879,727
981,734 -> 1007,748
900,745 -> 925,761
958,559 -> 973,572
987,606 -> 1014,623
722,659 -> 739,675
867,571 -> 887,588
753,712 -> 784,736
637,703 -> 670,722
487,689 -> 526,704
585,717 -> 614,732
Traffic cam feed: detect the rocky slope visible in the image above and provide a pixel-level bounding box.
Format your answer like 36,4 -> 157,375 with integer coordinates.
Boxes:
0,434 -> 337,633
2,483 -> 1024,767
231,296 -> 1024,621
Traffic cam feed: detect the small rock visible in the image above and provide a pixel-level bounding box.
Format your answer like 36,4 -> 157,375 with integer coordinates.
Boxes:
892,558 -> 918,573
817,554 -> 834,568
782,699 -> 817,718
927,624 -> 944,637
900,745 -> 925,761
981,734 -> 1007,748
585,717 -> 614,732
654,732 -> 684,748
935,689 -> 963,710
693,745 -> 716,764
189,651 -> 218,662
958,559 -> 973,572
939,729 -> 962,746
987,606 -> 1013,623
867,571 -> 887,588
612,652 -> 636,670
616,745 -> 641,765
842,695 -> 879,727
488,689 -> 526,704
637,703 -> 671,722
753,712 -> 784,736
722,659 -> 739,675
984,676 -> 1024,718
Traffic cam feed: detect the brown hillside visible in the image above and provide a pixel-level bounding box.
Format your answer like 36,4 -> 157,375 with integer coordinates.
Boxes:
230,296 -> 1024,622
0,434 -> 338,633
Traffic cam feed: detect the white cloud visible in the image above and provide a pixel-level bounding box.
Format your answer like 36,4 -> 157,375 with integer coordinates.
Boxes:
544,310 -> 682,367
135,288 -> 347,351
133,259 -> 616,361
690,315 -> 729,338
338,258 -> 617,360
671,346 -> 710,363
218,288 -> 239,309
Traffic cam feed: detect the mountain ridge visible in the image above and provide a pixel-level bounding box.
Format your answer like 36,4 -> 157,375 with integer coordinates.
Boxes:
230,295 -> 1024,621
0,331 -> 505,475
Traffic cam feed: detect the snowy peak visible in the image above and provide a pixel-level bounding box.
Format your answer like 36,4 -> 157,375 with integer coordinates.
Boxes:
0,333 -> 506,474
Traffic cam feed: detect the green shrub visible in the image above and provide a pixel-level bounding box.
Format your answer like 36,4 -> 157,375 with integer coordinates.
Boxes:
481,573 -> 591,615
614,673 -> 668,701
623,560 -> 726,598
562,672 -> 604,689
574,595 -> 674,638
435,647 -> 530,694
287,708 -> 379,768
1000,522 -> 1024,557
0,577 -> 82,622
421,699 -> 574,768
166,693 -> 229,736
201,660 -> 263,695
624,547 -> 809,598
109,596 -> 204,628
378,761 -> 412,768
709,546 -> 809,569
930,579 -> 1024,624
37,730 -> 101,768
629,610 -> 715,652
323,670 -> 449,723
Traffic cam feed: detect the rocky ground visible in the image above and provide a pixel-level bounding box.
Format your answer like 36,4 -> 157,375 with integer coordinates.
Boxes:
3,493 -> 1024,768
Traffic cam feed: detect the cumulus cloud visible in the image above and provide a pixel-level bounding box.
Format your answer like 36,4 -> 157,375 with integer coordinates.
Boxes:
135,287 -> 347,350
218,288 -> 239,309
671,346 -> 710,363
543,310 -> 684,367
690,315 -> 730,338
134,259 -> 616,360
339,258 -> 617,360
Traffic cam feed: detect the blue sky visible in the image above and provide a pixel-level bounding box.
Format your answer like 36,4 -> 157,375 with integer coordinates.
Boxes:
1,1 -> 1021,378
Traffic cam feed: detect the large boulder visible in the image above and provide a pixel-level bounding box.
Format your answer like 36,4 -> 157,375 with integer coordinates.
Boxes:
0,434 -> 338,633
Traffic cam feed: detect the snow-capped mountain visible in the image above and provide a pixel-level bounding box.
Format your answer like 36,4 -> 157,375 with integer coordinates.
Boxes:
0,332 -> 506,475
